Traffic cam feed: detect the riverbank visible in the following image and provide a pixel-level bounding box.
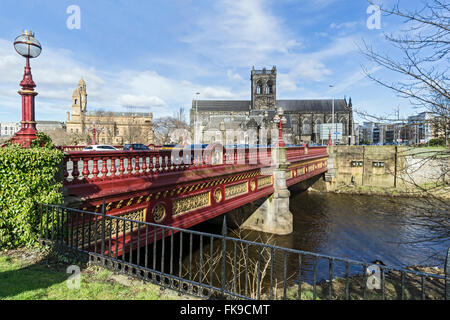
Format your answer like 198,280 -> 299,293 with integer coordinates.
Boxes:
270,265 -> 445,300
0,247 -> 193,300
313,183 -> 450,200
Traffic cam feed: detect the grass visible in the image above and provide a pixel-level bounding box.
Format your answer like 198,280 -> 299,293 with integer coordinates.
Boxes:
0,248 -> 195,300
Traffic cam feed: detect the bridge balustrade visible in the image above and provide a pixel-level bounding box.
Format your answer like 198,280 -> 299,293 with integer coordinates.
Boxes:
62,146 -> 325,185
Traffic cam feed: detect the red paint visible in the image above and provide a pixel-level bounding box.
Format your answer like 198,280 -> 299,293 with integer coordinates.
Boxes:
64,147 -> 329,256
10,58 -> 38,148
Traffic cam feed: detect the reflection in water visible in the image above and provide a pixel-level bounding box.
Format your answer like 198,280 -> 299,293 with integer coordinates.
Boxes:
287,192 -> 449,268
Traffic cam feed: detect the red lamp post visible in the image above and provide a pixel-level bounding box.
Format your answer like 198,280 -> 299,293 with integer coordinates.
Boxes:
10,30 -> 42,148
273,107 -> 287,147
88,123 -> 103,145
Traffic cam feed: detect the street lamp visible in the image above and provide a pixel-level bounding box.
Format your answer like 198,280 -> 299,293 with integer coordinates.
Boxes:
88,122 -> 104,145
273,107 -> 287,147
195,92 -> 200,144
10,30 -> 42,148
329,84 -> 335,146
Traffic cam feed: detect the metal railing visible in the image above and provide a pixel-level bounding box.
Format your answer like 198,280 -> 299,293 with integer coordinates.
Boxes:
39,203 -> 449,300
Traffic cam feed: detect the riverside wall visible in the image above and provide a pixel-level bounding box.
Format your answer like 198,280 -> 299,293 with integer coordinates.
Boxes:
316,146 -> 449,197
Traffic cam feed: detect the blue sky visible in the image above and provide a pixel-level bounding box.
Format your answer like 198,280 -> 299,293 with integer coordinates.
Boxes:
0,0 -> 428,124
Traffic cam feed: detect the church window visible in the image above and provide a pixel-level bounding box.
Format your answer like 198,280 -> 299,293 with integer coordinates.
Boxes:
74,99 -> 78,105
302,120 -> 312,135
266,81 -> 273,94
256,81 -> 262,95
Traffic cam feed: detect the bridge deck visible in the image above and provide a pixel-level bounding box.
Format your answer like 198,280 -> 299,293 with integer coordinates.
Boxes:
62,146 -> 328,256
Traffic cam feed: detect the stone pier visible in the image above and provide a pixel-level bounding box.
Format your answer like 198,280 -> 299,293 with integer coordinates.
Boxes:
241,146 -> 293,235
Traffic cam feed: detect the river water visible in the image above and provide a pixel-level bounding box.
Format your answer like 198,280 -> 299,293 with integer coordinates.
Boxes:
279,191 -> 448,268
135,191 -> 448,291
190,191 -> 449,279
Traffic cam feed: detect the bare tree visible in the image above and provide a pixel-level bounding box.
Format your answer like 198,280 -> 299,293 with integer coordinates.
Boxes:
153,108 -> 191,145
359,0 -> 449,261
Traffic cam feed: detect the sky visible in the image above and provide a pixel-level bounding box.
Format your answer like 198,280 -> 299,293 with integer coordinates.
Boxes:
0,0 -> 429,124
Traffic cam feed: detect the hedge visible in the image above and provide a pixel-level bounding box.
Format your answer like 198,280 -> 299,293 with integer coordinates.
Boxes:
0,138 -> 65,249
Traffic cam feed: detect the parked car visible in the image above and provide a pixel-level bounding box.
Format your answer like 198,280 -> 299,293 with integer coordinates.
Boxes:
123,143 -> 150,151
83,145 -> 119,151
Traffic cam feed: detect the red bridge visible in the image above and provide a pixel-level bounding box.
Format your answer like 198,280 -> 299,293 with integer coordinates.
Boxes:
62,145 -> 328,255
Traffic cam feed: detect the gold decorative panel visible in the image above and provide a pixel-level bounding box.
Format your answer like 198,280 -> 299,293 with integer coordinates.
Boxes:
308,165 -> 315,172
74,208 -> 147,247
297,167 -> 305,175
225,182 -> 248,199
258,176 -> 273,188
173,192 -> 211,217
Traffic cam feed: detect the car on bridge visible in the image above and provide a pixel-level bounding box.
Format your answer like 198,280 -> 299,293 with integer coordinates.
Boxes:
83,145 -> 119,151
123,143 -> 150,151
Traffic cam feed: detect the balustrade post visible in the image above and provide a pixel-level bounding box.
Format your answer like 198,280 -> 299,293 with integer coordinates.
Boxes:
141,155 -> 147,174
149,155 -> 154,174
155,155 -> 160,174
82,157 -> 90,181
127,156 -> 133,177
101,157 -> 108,179
134,155 -> 141,175
92,158 -> 100,180
110,157 -> 117,178
118,157 -> 125,178
72,158 -> 80,182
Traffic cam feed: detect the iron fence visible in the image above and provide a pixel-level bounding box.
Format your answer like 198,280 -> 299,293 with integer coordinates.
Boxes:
39,203 -> 449,300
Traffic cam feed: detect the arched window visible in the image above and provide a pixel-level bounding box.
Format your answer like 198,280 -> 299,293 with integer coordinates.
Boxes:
265,81 -> 273,94
74,99 -> 78,105
256,81 -> 262,95
302,119 -> 312,135
314,119 -> 322,134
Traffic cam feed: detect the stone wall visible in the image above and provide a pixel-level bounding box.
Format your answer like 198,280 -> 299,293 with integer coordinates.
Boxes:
324,146 -> 448,192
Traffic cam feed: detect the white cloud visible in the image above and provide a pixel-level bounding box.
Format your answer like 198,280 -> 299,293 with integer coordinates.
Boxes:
0,38 -> 242,121
182,0 -> 301,66
227,70 -> 244,81
330,21 -> 360,30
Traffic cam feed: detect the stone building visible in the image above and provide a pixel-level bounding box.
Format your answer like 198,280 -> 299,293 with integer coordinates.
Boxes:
190,66 -> 354,145
66,79 -> 154,145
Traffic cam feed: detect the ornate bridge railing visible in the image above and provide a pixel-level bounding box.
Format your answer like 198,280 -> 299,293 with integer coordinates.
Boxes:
39,203 -> 449,300
62,146 -> 327,185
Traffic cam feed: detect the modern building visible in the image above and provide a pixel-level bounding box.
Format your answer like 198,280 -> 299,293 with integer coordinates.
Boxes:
407,112 -> 440,144
66,79 -> 154,145
190,66 -> 355,145
0,122 -> 21,137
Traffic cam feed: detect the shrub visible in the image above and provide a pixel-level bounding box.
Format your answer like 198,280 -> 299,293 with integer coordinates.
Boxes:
428,138 -> 445,147
0,141 -> 65,249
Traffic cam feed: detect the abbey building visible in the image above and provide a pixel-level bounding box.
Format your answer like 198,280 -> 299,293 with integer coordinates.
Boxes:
191,66 -> 355,145
66,79 -> 154,145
